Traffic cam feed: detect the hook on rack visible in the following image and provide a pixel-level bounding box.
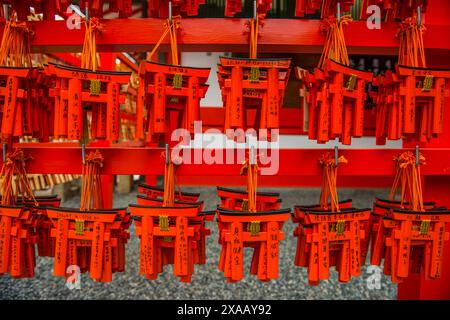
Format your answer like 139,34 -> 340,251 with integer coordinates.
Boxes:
169,1 -> 173,23
82,144 -> 86,165
165,144 -> 170,165
334,146 -> 339,167
417,6 -> 421,26
250,146 -> 256,165
2,143 -> 7,163
337,2 -> 341,23
253,0 -> 257,19
415,145 -> 420,167
85,1 -> 89,22
3,4 -> 9,21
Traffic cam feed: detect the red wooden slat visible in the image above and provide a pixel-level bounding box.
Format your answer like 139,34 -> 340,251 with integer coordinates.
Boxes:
9,145 -> 450,177
1,19 -> 449,54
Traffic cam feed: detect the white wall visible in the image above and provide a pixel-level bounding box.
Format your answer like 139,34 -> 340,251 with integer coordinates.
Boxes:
181,52 -> 402,149
182,52 -> 224,107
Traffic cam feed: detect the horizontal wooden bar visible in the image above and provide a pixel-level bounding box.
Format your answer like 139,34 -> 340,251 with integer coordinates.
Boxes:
2,19 -> 449,55
9,144 -> 450,178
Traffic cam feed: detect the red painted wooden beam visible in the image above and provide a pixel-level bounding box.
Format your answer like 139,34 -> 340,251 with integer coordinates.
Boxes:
9,144 -> 450,177
2,19 -> 449,54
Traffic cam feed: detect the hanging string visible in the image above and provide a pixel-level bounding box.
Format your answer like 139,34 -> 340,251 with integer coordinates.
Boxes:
0,15 -> 33,67
0,149 -> 37,206
245,14 -> 264,59
389,157 -> 403,201
162,150 -> 176,207
240,154 -> 259,213
80,150 -> 104,210
167,17 -> 180,65
81,17 -> 103,71
318,15 -> 352,69
389,151 -> 425,212
319,152 -> 347,212
147,16 -> 181,65
249,15 -> 259,59
397,14 -> 426,68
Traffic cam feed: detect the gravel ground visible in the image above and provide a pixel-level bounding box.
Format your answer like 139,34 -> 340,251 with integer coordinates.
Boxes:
0,185 -> 397,300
